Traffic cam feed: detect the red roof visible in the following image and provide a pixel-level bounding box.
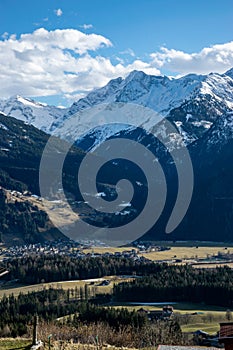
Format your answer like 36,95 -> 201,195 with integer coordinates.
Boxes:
220,322 -> 233,339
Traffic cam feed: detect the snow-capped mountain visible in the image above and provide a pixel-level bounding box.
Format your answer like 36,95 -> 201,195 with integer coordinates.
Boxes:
1,69 -> 233,152
1,69 -> 233,243
0,95 -> 66,134
51,69 -> 233,150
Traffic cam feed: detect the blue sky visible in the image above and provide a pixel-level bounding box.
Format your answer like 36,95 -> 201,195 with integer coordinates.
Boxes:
0,0 -> 232,106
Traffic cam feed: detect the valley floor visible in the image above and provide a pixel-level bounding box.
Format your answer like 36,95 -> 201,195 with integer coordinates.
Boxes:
1,244 -> 232,347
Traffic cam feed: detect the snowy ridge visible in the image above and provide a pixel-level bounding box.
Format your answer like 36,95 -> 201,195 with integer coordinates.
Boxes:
63,70 -> 232,118
62,71 -> 205,118
0,68 -> 233,150
0,95 -> 66,133
52,68 -> 233,149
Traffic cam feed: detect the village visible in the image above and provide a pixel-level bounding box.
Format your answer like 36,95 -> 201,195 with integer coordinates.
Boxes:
1,238 -> 233,269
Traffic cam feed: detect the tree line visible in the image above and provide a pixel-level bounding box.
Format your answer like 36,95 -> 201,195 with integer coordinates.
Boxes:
0,287 -> 186,347
4,255 -> 159,284
0,288 -> 76,337
113,264 -> 233,307
5,255 -> 233,307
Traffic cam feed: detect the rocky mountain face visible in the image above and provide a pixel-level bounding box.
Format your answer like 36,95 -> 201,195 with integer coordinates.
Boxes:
1,68 -> 233,243
0,95 -> 66,134
53,69 -> 233,151
1,69 -> 233,150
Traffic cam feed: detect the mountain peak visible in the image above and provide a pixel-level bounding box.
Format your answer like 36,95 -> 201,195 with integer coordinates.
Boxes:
8,95 -> 45,107
125,70 -> 147,81
1,69 -> 233,149
0,95 -> 65,133
224,67 -> 233,79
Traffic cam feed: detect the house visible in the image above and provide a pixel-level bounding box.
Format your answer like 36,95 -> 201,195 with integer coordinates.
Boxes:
219,322 -> 233,350
158,321 -> 233,349
136,308 -> 162,320
136,306 -> 173,321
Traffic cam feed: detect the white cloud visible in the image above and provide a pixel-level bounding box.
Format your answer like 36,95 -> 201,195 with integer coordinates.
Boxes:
54,8 -> 63,17
150,42 -> 233,75
80,24 -> 93,30
120,48 -> 135,57
0,28 -> 159,101
1,27 -> 232,105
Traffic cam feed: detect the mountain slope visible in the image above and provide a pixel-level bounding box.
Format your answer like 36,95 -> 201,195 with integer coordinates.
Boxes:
1,68 -> 233,243
52,69 -> 233,151
171,111 -> 233,242
0,112 -> 133,245
1,70 -> 233,153
0,112 -> 85,245
59,69 -> 233,242
2,70 -> 233,151
0,95 -> 66,134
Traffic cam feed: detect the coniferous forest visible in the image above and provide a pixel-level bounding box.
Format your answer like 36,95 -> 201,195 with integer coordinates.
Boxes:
3,255 -> 233,307
1,256 -> 233,347
113,265 -> 233,306
0,287 -> 185,347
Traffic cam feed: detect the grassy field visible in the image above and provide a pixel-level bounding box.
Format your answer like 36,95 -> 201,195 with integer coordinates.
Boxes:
83,246 -> 136,254
83,245 -> 233,262
193,262 -> 233,268
181,322 -> 220,334
139,246 -> 233,261
109,301 -> 227,313
1,244 -> 232,340
109,301 -> 229,335
0,275 -> 134,299
0,338 -> 32,349
146,241 -> 233,247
